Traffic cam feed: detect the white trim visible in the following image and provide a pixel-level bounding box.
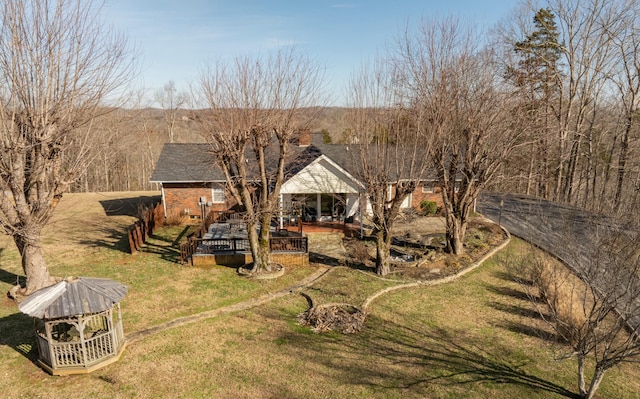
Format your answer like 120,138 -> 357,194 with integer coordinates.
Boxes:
281,154 -> 364,195
312,155 -> 365,190
161,185 -> 167,217
401,192 -> 412,208
150,180 -> 227,184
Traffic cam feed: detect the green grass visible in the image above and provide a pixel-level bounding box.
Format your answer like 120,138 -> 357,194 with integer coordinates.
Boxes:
1,192 -> 640,398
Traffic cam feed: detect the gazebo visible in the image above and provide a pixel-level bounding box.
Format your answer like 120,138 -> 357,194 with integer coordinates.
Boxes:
18,277 -> 128,375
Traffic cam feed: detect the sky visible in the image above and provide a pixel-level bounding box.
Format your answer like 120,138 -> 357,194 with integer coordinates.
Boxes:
103,0 -> 519,106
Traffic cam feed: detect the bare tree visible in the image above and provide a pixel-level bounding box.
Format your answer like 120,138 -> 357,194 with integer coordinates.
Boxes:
155,80 -> 187,143
0,0 -> 134,295
346,60 -> 433,276
511,215 -> 640,399
604,0 -> 640,212
196,47 -> 325,274
393,17 -> 521,255
497,0 -> 640,210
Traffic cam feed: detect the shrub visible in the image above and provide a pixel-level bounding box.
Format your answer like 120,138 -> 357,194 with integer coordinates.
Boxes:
165,212 -> 190,226
527,257 -> 589,345
420,200 -> 438,215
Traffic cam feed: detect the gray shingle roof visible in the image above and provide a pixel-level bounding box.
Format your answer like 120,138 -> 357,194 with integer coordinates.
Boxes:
150,143 -> 224,183
151,141 -> 323,184
150,138 -> 437,184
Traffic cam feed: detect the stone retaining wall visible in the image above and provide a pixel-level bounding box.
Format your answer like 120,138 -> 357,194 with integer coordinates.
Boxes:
191,252 -> 309,268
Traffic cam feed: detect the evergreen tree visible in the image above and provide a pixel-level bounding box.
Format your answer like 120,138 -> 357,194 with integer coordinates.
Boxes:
506,8 -> 563,198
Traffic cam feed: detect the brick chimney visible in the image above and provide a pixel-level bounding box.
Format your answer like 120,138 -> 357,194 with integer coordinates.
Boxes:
298,129 -> 311,147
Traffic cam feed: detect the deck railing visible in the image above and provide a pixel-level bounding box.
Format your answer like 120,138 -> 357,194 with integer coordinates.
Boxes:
180,236 -> 308,263
179,211 -> 308,264
269,236 -> 308,253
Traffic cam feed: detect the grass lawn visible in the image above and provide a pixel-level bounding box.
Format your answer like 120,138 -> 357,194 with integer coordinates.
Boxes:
0,192 -> 639,398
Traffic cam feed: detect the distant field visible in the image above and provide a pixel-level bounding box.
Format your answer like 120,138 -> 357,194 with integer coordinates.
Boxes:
0,192 -> 639,398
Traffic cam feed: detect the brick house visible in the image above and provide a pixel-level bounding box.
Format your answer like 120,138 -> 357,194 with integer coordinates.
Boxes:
149,143 -> 233,221
150,134 -> 446,223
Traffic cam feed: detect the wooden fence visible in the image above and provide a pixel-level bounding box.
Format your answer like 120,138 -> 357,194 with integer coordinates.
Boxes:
126,200 -> 164,254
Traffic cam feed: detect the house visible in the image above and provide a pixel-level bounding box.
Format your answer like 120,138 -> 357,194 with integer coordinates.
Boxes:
150,132 -> 444,224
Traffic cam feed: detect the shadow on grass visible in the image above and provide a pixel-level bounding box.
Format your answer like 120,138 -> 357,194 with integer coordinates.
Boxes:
495,320 -> 558,343
140,239 -> 182,264
98,195 -> 161,217
78,227 -> 132,254
484,277 -> 560,345
78,224 -> 191,264
309,251 -> 345,267
488,301 -> 547,321
484,284 -> 539,303
172,226 -> 193,247
0,312 -> 40,368
273,314 -> 579,398
0,266 -> 23,287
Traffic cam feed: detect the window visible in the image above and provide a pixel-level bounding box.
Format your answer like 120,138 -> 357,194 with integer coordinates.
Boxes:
212,187 -> 225,203
421,182 -> 435,193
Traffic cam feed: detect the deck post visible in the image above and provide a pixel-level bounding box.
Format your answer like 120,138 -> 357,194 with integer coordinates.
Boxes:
279,193 -> 283,230
359,192 -> 364,238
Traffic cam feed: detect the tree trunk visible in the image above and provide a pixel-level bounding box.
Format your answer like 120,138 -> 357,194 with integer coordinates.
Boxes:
564,136 -> 582,204
248,219 -> 272,274
446,215 -> 466,255
526,142 -> 535,196
584,366 -> 607,399
613,118 -> 631,212
577,355 -> 587,397
14,234 -> 55,295
375,229 -> 391,276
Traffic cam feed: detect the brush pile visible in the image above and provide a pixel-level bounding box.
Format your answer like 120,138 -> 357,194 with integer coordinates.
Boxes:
298,303 -> 366,334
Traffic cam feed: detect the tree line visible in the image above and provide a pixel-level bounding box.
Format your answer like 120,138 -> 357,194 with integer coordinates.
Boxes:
494,0 -> 640,214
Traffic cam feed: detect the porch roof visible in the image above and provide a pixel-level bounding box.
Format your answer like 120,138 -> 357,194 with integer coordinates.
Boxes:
280,154 -> 362,194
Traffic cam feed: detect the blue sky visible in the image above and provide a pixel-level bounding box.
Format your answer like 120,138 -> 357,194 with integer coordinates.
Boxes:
103,1 -> 518,106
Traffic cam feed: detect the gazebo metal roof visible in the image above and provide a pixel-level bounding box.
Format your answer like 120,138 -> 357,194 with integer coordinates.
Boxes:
18,277 -> 128,319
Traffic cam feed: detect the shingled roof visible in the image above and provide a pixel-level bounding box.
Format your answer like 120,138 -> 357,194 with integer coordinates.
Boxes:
150,137 -> 436,185
150,139 -> 333,184
150,143 -> 223,183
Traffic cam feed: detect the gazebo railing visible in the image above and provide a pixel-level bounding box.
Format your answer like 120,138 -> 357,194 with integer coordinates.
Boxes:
38,315 -> 125,371
43,328 -> 122,368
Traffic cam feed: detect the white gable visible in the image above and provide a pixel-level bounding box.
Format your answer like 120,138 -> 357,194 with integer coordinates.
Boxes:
281,155 -> 362,194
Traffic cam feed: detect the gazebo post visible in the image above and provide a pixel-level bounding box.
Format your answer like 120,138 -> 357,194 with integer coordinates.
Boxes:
44,320 -> 55,369
79,316 -> 88,366
108,308 -> 117,353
